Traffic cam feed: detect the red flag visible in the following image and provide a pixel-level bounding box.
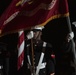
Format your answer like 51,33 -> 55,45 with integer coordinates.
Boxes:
17,30 -> 25,70
0,0 -> 69,36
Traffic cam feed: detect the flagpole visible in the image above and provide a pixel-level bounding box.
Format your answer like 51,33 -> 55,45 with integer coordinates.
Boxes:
66,16 -> 76,73
31,39 -> 35,75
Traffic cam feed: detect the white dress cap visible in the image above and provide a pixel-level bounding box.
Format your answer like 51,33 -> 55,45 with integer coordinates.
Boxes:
32,25 -> 44,31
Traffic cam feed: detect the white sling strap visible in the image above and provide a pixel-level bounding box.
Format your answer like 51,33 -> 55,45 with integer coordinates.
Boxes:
27,44 -> 31,67
27,44 -> 34,75
27,55 -> 31,66
35,52 -> 46,75
35,42 -> 47,75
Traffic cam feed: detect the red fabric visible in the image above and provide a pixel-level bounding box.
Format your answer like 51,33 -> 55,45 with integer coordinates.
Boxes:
0,0 -> 69,35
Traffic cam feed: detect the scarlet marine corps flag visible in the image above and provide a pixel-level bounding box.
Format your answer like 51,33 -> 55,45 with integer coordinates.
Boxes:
0,0 -> 69,36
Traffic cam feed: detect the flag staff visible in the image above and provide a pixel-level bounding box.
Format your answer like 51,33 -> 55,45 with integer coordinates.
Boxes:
66,16 -> 76,73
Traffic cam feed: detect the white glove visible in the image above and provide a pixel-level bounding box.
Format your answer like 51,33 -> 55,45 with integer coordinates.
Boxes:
67,32 -> 74,42
72,21 -> 76,27
69,32 -> 74,39
26,31 -> 34,40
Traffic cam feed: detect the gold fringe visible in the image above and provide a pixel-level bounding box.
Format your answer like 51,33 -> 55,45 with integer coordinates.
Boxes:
39,12 -> 69,26
16,1 -> 22,6
0,13 -> 69,37
0,30 -> 2,34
